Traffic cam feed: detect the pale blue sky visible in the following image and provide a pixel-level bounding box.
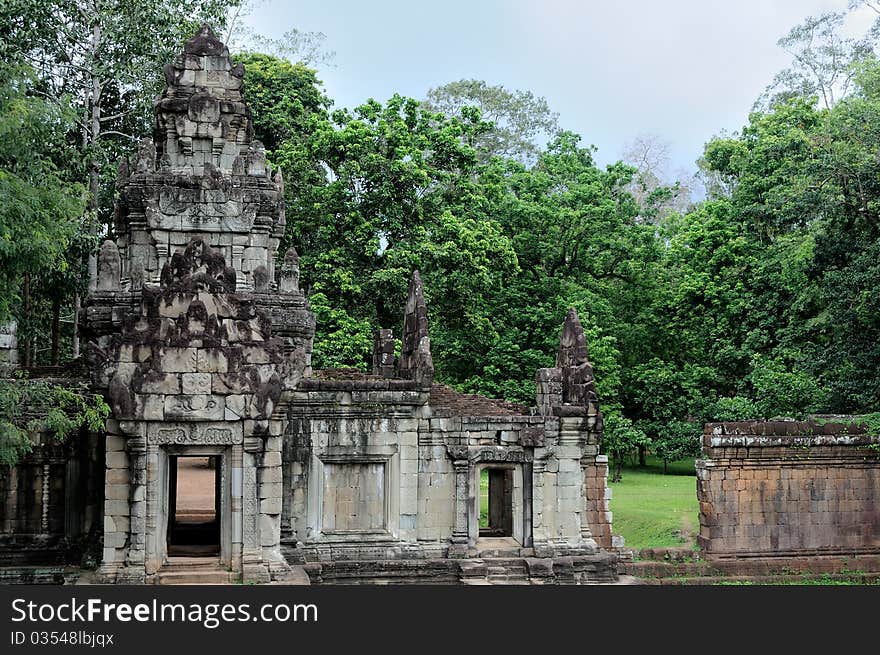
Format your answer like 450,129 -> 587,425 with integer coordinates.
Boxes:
242,0 -> 871,178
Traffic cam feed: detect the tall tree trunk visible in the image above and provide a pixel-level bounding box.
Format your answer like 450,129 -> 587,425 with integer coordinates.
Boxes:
638,444 -> 646,467
72,292 -> 80,358
22,273 -> 32,369
86,21 -> 103,293
51,295 -> 60,366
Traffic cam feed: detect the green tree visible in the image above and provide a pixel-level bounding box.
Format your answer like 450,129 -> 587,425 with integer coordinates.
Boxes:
424,79 -> 560,164
757,10 -> 876,110
1,0 -> 239,356
0,63 -> 88,365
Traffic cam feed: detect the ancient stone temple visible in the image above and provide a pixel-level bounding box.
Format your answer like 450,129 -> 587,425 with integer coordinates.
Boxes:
2,25 -> 619,584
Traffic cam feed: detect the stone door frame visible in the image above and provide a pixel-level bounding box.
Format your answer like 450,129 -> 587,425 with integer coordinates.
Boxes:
145,443 -> 241,576
469,462 -> 525,547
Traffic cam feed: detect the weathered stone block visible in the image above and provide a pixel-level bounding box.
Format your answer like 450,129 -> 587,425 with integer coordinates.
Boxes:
136,394 -> 165,421
106,452 -> 128,469
197,349 -> 228,373
181,372 -> 212,394
164,394 -> 224,421
106,435 -> 126,452
106,468 -> 129,485
260,497 -> 282,514
259,514 -> 279,546
259,482 -> 282,498
260,467 -> 282,484
159,348 -> 198,372
105,500 -> 131,516
136,373 -> 181,395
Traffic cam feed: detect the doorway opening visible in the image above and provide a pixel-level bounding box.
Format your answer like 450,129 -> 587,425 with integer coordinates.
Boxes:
167,455 -> 220,556
479,467 -> 513,537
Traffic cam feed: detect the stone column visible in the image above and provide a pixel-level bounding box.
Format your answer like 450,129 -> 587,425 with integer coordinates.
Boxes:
448,451 -> 469,557
40,462 -> 50,535
229,444 -> 243,573
242,435 -> 270,583
531,455 -> 552,557
99,427 -> 129,582
522,462 -> 533,548
119,435 -> 147,583
143,442 -> 162,576
0,321 -> 19,370
260,420 -> 285,574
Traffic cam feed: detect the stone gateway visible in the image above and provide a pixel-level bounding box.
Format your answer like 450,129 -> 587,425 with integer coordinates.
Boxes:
67,25 -> 618,584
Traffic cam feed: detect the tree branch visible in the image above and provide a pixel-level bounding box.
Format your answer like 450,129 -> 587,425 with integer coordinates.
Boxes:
98,130 -> 138,141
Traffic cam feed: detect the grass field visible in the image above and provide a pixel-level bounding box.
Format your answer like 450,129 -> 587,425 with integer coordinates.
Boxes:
478,457 -> 700,549
608,457 -> 699,550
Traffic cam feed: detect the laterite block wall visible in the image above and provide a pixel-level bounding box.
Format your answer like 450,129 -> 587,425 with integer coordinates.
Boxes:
696,421 -> 880,557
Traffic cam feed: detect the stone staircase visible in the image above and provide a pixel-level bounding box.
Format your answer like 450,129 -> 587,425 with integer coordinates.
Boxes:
155,557 -> 236,585
621,548 -> 880,584
484,559 -> 530,584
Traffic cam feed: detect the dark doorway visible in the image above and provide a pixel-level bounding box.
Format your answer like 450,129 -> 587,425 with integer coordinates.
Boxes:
167,456 -> 220,556
479,468 -> 513,537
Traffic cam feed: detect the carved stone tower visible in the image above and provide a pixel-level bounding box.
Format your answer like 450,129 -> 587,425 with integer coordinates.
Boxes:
84,24 -> 315,583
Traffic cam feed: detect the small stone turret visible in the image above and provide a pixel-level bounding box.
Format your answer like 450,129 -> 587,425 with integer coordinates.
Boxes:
96,241 -> 121,292
536,308 -> 600,419
396,270 -> 433,386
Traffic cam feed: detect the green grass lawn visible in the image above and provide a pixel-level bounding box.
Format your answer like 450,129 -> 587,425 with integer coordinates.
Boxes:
608,457 -> 699,550
478,457 -> 699,548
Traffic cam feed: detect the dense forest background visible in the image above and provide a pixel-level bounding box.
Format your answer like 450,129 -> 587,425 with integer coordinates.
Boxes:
2,1 -> 880,469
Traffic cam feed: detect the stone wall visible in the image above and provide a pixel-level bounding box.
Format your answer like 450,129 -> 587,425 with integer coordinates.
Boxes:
0,321 -> 18,369
697,420 -> 880,557
583,454 -> 613,549
0,427 -> 103,567
279,305 -> 616,571
281,374 -> 429,560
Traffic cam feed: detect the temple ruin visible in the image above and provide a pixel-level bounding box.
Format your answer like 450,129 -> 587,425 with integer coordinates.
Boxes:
3,24 -> 879,586
0,26 -> 619,584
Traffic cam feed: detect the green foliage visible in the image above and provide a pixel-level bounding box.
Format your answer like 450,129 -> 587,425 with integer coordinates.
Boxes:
748,354 -> 827,418
424,79 -> 560,164
3,3 -> 880,482
0,64 -> 86,322
602,412 -> 649,482
0,375 -> 109,469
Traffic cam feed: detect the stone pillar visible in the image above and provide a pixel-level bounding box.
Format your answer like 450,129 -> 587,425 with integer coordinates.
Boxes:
2,467 -> 18,532
119,435 -> 147,583
531,456 -> 551,556
230,444 -> 243,573
144,442 -> 162,576
260,420 -> 285,575
99,427 -> 131,582
372,328 -> 396,378
40,462 -> 50,535
449,456 -> 469,557
242,436 -> 270,583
